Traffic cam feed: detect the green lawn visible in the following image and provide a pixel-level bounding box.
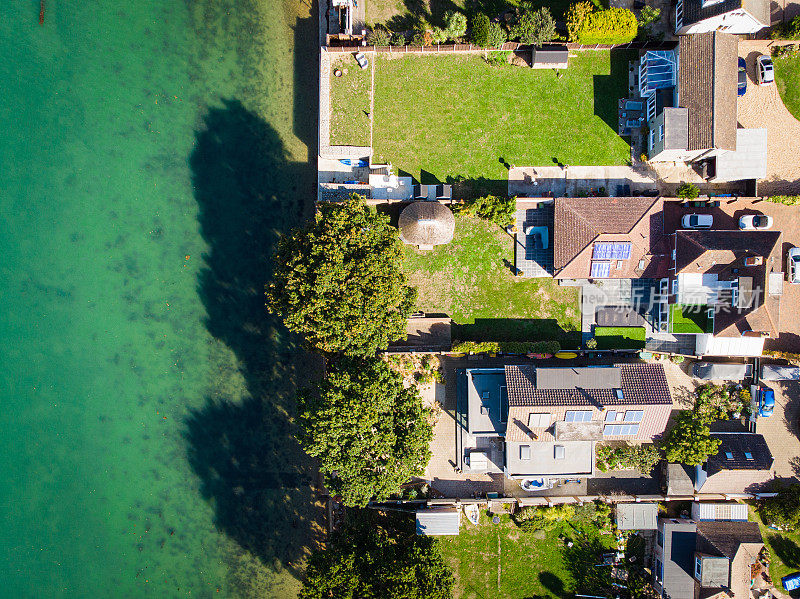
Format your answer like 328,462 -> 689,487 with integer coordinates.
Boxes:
752,507 -> 800,594
402,214 -> 581,345
775,53 -> 800,124
373,51 -> 632,186
438,511 -> 619,598
594,326 -> 646,349
670,304 -> 713,334
329,56 -> 371,146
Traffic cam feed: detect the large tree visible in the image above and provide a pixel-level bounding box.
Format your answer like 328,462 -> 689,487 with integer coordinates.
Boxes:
662,412 -> 721,466
297,357 -> 433,507
266,194 -> 416,357
300,511 -> 454,599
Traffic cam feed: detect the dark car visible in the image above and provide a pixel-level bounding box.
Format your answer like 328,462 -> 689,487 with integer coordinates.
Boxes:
738,57 -> 747,96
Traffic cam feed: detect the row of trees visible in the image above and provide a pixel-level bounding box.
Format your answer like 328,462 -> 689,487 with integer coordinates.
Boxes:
266,195 -> 434,507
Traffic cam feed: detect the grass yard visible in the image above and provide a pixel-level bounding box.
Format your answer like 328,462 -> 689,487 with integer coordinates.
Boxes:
670,304 -> 713,334
373,51 -> 632,186
438,510 -> 620,598
752,508 -> 800,594
775,53 -> 800,124
403,214 -> 581,345
329,56 -> 371,146
594,326 -> 646,350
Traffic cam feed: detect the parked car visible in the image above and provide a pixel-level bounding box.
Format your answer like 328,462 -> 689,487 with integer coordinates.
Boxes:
739,214 -> 773,230
789,247 -> 800,284
757,55 -> 774,85
759,388 -> 775,418
738,57 -> 747,96
682,214 -> 713,229
354,51 -> 368,70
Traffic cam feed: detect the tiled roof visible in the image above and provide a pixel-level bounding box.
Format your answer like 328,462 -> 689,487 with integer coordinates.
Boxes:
707,433 -> 773,476
553,197 -> 667,278
682,0 -> 769,27
696,521 -> 763,560
678,32 -> 737,152
675,230 -> 782,337
505,363 -> 672,407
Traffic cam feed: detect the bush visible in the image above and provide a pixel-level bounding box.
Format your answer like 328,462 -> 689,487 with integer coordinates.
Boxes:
676,182 -> 700,199
471,13 -> 491,46
585,337 -> 598,349
577,7 -> 637,44
455,194 -> 516,227
443,10 -> 468,40
764,349 -> 800,362
566,2 -> 594,42
486,21 -> 507,48
637,5 -> 661,28
773,44 -> 800,57
410,29 -> 432,45
510,7 -> 556,46
451,340 -> 561,355
765,194 -> 800,205
662,412 -> 721,465
367,27 -> 391,46
485,50 -> 511,65
762,480 -> 800,531
771,15 -> 800,39
390,31 -> 407,45
514,504 -> 575,531
596,444 -> 661,475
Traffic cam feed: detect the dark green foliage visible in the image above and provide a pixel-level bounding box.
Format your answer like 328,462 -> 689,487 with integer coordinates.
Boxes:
297,357 -> 434,507
442,10 -> 468,41
676,182 -> 700,199
367,27 -> 392,46
486,21 -> 508,48
510,7 -> 557,46
596,443 -> 661,475
455,194 -> 516,227
762,481 -> 800,531
485,50 -> 512,65
637,6 -> 661,28
451,340 -> 561,354
471,13 -> 491,46
771,15 -> 800,39
577,7 -> 638,44
266,194 -> 417,357
300,511 -> 454,599
662,411 -> 721,466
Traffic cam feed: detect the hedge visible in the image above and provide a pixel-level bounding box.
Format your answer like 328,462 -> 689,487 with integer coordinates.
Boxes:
578,7 -> 637,44
765,195 -> 800,205
451,340 -> 561,354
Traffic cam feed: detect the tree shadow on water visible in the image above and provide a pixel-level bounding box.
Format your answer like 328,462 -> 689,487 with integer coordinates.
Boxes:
183,98 -> 323,580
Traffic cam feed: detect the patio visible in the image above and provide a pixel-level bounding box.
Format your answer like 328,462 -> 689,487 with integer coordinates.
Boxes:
618,97 -> 646,136
514,202 -> 554,278
508,165 -> 659,198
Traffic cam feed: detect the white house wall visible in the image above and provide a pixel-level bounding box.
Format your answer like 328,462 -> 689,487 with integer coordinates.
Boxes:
677,9 -> 766,35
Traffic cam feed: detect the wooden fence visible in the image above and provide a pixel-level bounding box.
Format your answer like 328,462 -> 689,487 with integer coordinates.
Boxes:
323,40 -> 677,54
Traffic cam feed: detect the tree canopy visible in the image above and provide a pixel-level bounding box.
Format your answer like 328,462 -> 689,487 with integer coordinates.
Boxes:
297,357 -> 434,507
300,511 -> 454,599
266,194 -> 416,357
662,411 -> 721,466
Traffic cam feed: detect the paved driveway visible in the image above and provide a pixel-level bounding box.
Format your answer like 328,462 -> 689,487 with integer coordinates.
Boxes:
756,379 -> 800,480
738,41 -> 800,196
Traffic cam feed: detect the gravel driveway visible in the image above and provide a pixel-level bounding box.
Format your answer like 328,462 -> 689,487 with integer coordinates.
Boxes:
737,40 -> 800,196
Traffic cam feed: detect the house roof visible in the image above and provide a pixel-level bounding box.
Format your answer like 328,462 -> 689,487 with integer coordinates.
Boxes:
553,196 -> 669,279
714,128 -> 768,182
616,503 -> 658,530
678,32 -> 737,152
415,508 -> 460,535
660,520 -> 699,599
696,521 -> 763,559
504,363 -> 672,407
667,463 -> 696,495
662,107 -> 690,151
398,201 -> 455,247
682,0 -> 769,29
706,432 -> 774,476
675,230 -> 782,337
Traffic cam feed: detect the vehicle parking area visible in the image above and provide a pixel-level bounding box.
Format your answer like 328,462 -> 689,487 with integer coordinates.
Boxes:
664,198 -> 800,352
737,40 -> 800,196
756,378 -> 800,480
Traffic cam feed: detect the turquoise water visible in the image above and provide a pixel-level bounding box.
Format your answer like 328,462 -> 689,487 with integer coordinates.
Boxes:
0,1 -> 320,597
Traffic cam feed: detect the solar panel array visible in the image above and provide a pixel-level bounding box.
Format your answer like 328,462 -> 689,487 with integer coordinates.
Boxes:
590,261 -> 611,278
604,423 -> 640,436
593,242 -> 632,260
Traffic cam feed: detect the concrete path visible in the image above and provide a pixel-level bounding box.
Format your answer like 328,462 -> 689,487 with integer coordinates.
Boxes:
508,165 -> 659,198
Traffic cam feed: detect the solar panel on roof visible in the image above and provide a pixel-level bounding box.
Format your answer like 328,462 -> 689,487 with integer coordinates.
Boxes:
593,242 -> 631,260
591,261 -> 611,278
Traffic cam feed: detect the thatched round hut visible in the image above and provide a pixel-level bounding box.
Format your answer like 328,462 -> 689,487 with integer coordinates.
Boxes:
398,201 -> 455,249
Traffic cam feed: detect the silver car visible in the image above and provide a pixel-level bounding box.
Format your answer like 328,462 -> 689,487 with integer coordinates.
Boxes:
789,247 -> 800,284
739,214 -> 773,230
757,55 -> 775,85
682,213 -> 713,229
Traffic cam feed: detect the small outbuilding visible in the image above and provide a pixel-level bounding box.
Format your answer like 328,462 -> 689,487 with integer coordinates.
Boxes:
416,508 -> 460,536
616,502 -> 658,530
399,201 -> 455,250
531,45 -> 569,69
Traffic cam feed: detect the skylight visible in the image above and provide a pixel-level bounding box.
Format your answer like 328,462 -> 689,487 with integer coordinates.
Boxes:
725,452 -> 733,460
745,452 -> 754,460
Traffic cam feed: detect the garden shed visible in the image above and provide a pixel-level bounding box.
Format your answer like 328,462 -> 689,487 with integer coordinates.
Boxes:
415,508 -> 460,536
616,502 -> 658,530
531,45 -> 568,69
398,201 -> 455,250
